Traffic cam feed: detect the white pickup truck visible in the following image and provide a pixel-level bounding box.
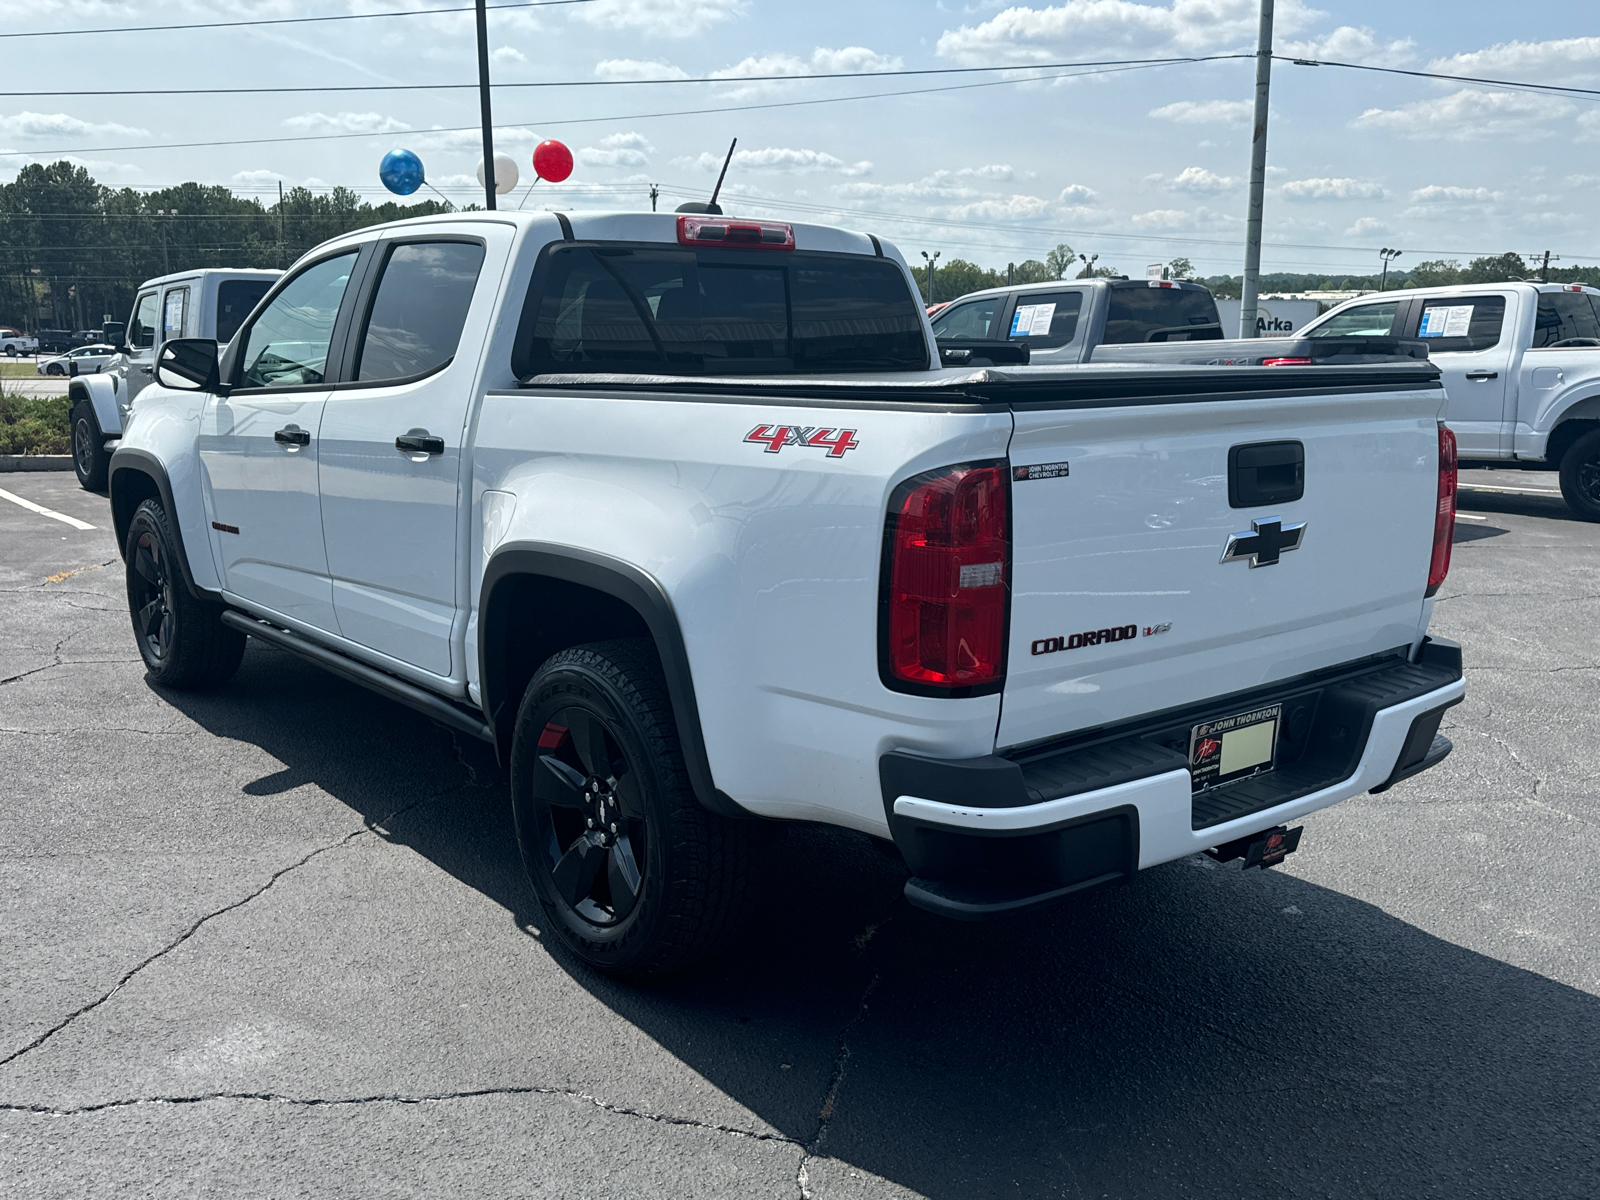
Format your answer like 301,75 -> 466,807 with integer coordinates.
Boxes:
107,210 -> 1465,978
69,268 -> 279,490
1,326 -> 39,357
1302,282 -> 1600,518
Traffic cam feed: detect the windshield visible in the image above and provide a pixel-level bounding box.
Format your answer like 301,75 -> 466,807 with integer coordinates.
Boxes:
517,245 -> 929,376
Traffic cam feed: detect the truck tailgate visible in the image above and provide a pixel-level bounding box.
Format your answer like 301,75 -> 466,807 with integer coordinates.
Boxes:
998,369 -> 1444,750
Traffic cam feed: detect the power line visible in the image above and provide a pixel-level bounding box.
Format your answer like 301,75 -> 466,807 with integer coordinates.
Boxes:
1283,55 -> 1600,101
0,54 -> 1244,98
0,1 -> 598,41
0,58 -> 1216,158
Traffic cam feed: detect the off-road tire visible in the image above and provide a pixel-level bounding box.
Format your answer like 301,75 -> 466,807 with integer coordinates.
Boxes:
70,402 -> 110,491
510,638 -> 753,980
1558,428 -> 1600,522
124,498 -> 246,689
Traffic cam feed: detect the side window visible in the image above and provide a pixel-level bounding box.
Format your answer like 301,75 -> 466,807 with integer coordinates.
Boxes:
128,292 -> 159,349
354,241 -> 486,382
215,279 -> 274,346
1102,285 -> 1221,344
1532,293 -> 1600,347
930,298 -> 1001,340
162,288 -> 189,343
1308,300 -> 1400,339
1006,291 -> 1084,348
1415,296 -> 1506,353
237,252 -> 358,390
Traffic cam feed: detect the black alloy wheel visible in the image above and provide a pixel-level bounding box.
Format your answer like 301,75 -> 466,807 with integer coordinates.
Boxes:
46,362 -> 64,375
1559,428 -> 1600,522
530,707 -> 648,927
129,524 -> 177,666
70,403 -> 109,491
510,640 -> 753,979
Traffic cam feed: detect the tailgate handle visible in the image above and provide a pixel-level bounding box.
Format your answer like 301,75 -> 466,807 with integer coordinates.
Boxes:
1229,441 -> 1304,509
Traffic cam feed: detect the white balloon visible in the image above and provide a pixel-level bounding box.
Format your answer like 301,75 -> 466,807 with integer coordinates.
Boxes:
477,152 -> 520,195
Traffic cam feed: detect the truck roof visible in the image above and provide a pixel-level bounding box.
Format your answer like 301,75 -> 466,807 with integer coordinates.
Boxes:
1358,281 -> 1600,300
134,267 -> 282,290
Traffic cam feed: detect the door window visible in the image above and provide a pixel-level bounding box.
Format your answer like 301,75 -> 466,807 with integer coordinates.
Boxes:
1006,291 -> 1083,348
930,298 -> 1002,340
1532,293 -> 1600,347
128,292 -> 159,349
1415,296 -> 1506,353
1309,300 -> 1400,338
237,252 -> 358,389
216,279 -> 274,345
355,241 -> 486,382
162,288 -> 189,343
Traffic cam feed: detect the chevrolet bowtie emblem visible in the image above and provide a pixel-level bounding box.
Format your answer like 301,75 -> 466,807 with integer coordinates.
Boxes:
1220,516 -> 1306,568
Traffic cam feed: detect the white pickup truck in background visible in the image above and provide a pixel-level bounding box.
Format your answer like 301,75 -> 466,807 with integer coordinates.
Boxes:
107,210 -> 1464,979
1,326 -> 39,357
1303,282 -> 1600,518
68,267 -> 279,490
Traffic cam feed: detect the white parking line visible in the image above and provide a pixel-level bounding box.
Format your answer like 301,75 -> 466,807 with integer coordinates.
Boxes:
0,486 -> 96,530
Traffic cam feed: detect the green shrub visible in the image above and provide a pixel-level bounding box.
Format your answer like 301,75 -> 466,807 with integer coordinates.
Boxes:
0,389 -> 71,455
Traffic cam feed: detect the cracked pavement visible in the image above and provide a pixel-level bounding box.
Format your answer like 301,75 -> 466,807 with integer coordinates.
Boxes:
2,468 -> 1597,1198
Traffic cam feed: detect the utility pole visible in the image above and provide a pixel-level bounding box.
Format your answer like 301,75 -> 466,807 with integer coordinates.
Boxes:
1538,250 -> 1558,282
1239,0 -> 1274,338
474,0 -> 497,210
649,184 -> 659,212
1008,262 -> 1015,286
1379,247 -> 1402,291
277,180 -> 286,269
920,250 -> 940,303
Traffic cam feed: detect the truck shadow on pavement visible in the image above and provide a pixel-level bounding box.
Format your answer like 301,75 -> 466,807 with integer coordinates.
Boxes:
163,645 -> 1598,1200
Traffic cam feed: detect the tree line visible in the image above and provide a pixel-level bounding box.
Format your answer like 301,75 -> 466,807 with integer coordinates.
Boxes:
0,161 -> 450,333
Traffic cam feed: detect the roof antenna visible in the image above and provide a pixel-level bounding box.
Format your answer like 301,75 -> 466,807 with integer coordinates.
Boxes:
675,137 -> 736,215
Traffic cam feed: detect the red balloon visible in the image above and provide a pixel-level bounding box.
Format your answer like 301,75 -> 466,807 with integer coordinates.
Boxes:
532,139 -> 573,183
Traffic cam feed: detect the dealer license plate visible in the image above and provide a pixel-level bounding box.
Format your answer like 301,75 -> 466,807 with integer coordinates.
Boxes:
1189,703 -> 1281,793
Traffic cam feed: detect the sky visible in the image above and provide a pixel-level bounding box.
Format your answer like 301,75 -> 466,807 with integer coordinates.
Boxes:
1,0 -> 1597,279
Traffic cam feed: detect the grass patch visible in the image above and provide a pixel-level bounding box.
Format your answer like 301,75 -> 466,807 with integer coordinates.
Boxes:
0,362 -> 38,378
0,388 -> 71,455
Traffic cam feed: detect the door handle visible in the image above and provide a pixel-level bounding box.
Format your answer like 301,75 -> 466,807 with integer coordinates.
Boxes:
1464,371 -> 1498,381
274,424 -> 310,446
395,429 -> 445,455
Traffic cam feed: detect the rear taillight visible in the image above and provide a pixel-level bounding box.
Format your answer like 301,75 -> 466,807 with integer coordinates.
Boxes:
881,463 -> 1009,693
1262,356 -> 1313,366
1426,423 -> 1457,597
676,215 -> 795,250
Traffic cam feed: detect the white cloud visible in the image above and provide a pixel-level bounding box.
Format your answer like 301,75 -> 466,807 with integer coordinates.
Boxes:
1148,99 -> 1252,124
1,111 -> 150,140
710,46 -> 903,98
231,169 -> 286,187
491,46 -> 527,67
1168,165 -> 1235,193
1058,183 -> 1097,202
1344,217 -> 1392,238
946,194 -> 1052,220
1429,37 -> 1600,84
1577,111 -> 1600,141
574,0 -> 746,38
935,0 -> 1319,66
1280,176 -> 1386,200
1280,25 -> 1415,67
1130,208 -> 1194,229
678,146 -> 873,177
283,111 -> 412,135
1353,88 -> 1574,141
1409,185 -> 1498,204
837,167 -> 1026,202
593,58 -> 690,81
578,132 -> 655,168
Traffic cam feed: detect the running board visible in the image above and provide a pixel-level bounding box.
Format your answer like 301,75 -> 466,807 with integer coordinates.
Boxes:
220,611 -> 494,743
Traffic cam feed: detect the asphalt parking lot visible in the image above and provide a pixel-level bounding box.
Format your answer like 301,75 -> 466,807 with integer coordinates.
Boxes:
1,468 -> 1595,1198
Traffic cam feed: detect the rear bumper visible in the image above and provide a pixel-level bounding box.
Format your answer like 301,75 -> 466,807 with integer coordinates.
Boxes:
881,639 -> 1464,920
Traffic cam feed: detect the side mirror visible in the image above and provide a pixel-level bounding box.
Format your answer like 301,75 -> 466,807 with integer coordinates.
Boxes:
103,322 -> 127,354
153,338 -> 222,393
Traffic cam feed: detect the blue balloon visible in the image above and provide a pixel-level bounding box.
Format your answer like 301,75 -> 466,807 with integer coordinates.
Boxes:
379,148 -> 424,196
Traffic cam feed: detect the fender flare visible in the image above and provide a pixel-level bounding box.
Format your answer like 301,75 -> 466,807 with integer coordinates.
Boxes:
68,374 -> 122,436
107,448 -> 215,602
480,543 -> 750,820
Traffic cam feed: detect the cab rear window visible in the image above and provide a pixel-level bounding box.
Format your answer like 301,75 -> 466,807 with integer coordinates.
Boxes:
515,245 -> 929,376
1103,284 -> 1222,344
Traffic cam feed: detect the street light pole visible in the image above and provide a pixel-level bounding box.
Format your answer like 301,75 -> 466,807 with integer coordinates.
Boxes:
474,0 -> 497,210
1239,0 -> 1274,338
921,250 -> 940,303
1379,247 -> 1402,291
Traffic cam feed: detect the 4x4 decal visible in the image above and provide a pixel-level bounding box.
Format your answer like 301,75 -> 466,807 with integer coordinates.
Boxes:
744,424 -> 860,458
